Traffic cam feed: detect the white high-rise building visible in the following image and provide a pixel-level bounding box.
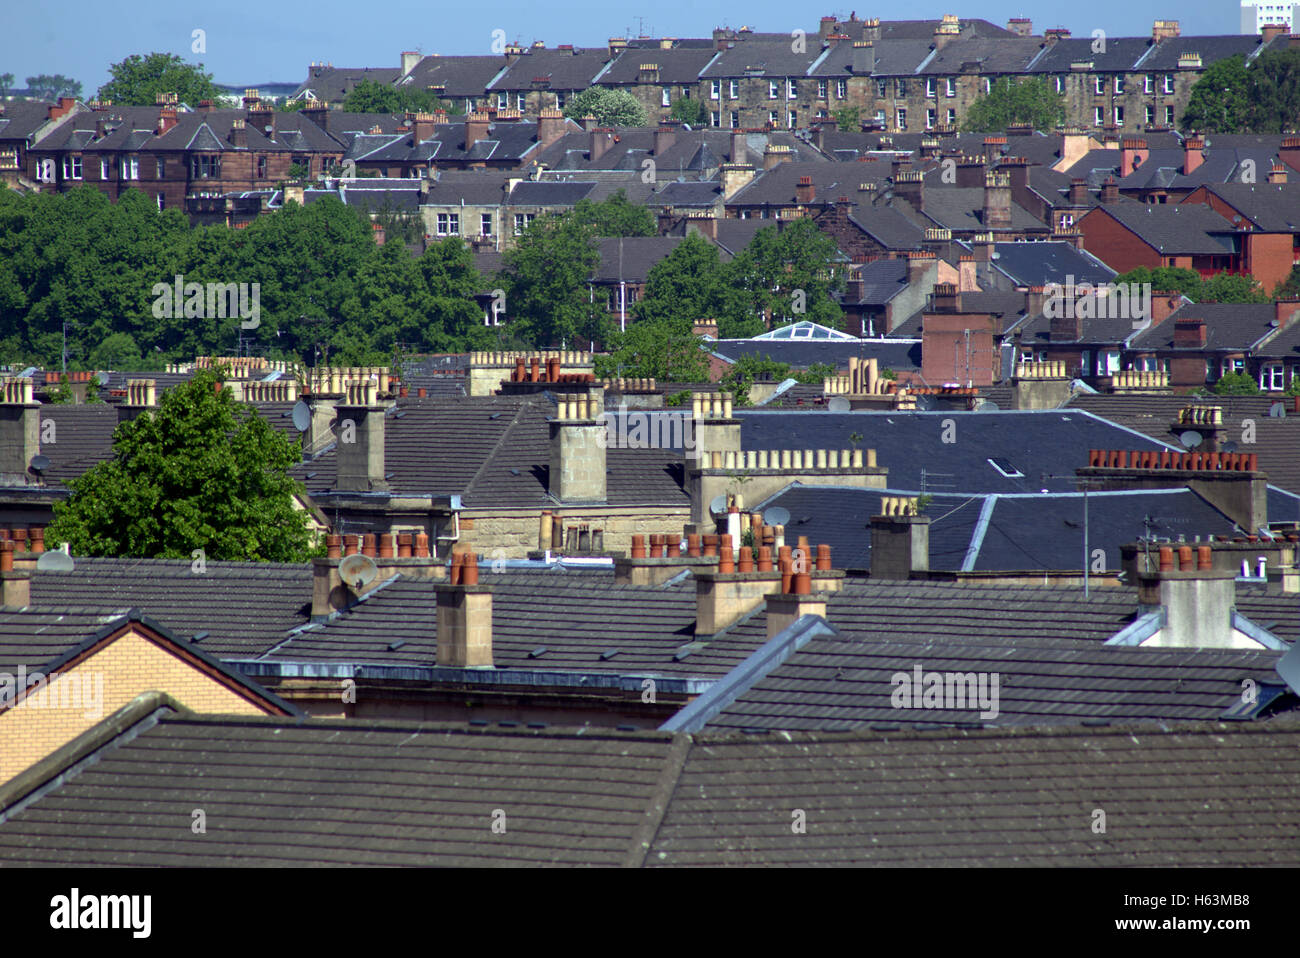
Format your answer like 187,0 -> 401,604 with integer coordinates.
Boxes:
1242,0 -> 1300,33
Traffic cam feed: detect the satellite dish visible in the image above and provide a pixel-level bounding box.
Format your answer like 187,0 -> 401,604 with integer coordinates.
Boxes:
1221,440 -> 1239,454
827,396 -> 851,413
339,553 -> 378,589
1269,402 -> 1286,418
762,505 -> 791,527
17,366 -> 36,378
979,400 -> 1000,412
28,454 -> 51,473
1178,430 -> 1203,449
291,401 -> 311,432
36,550 -> 75,572
913,393 -> 935,411
95,371 -> 110,387
709,494 -> 728,516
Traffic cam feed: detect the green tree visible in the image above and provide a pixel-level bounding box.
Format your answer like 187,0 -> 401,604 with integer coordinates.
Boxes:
1285,376 -> 1300,396
1199,272 -> 1269,303
1274,265 -> 1300,298
570,190 -> 655,237
728,219 -> 845,335
98,53 -> 219,106
595,321 -> 709,381
1212,371 -> 1260,395
632,233 -> 746,332
48,367 -> 317,560
25,74 -> 81,101
722,354 -> 791,405
562,87 -> 647,126
87,332 -> 145,371
1113,266 -> 1203,299
500,213 -> 604,346
1245,48 -> 1300,134
961,77 -> 1065,133
831,106 -> 859,132
342,79 -> 458,116
1181,55 -> 1251,133
0,73 -> 14,97
668,96 -> 708,126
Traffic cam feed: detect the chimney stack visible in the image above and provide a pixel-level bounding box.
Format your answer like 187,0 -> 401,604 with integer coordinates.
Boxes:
795,175 -> 815,204
435,561 -> 493,667
1183,136 -> 1204,176
116,378 -> 157,425
465,112 -> 491,150
983,170 -> 1012,230
0,541 -> 31,609
0,378 -> 39,487
537,107 -> 566,148
869,496 -> 929,579
1099,176 -> 1119,203
851,41 -> 875,74
1135,546 -> 1241,648
655,121 -> 679,156
229,118 -> 248,149
549,393 -> 606,502
590,127 -> 615,161
334,381 -> 388,492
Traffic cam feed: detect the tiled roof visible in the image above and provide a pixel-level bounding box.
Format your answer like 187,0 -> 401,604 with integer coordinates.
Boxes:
1085,201 -> 1234,255
592,237 -> 689,282
488,48 -> 610,91
1132,303 -> 1279,352
988,241 -> 1116,287
596,47 -> 717,84
0,607 -> 132,674
918,36 -> 1045,75
1199,183 -> 1300,232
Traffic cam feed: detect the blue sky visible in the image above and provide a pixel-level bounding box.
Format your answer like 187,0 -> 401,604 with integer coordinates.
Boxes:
0,1 -> 1251,95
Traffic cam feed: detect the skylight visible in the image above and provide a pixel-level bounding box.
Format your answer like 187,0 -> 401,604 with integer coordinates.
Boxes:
988,457 -> 1024,479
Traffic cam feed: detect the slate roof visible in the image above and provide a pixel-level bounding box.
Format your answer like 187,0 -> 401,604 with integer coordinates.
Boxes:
508,180 -> 597,205
753,486 -> 1243,573
595,47 -> 717,84
699,39 -> 820,79
29,558 -> 314,658
1085,202 -> 1235,256
0,99 -> 66,143
988,241 -> 1116,288
919,36 -> 1045,75
0,608 -> 132,675
1132,303 -> 1280,352
398,55 -> 509,98
1197,183 -> 1300,232
907,186 -> 1048,233
488,48 -> 610,91
1138,34 -> 1271,71
291,66 -> 402,103
592,237 -> 689,282
1026,36 -> 1164,74
704,636 -> 1292,731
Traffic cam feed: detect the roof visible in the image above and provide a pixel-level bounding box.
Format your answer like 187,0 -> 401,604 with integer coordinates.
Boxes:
1197,183 -> 1300,232
8,705 -> 1300,865
591,236 -> 689,283
1132,303 -> 1279,352
1083,201 -> 1234,255
710,338 -> 921,371
487,48 -> 610,91
989,241 -> 1116,288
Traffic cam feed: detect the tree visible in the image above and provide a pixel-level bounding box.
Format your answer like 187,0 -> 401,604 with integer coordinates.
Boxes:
1245,48 -> 1300,133
1181,55 -> 1251,133
1113,266 -> 1203,299
570,190 -> 655,237
48,367 -> 317,560
342,79 -> 458,116
831,106 -> 859,132
500,213 -> 604,346
595,321 -> 709,381
1199,272 -> 1268,303
728,219 -> 845,335
961,77 -> 1065,133
98,53 -> 219,106
562,87 -> 646,127
633,233 -> 746,332
25,74 -> 81,101
1212,371 -> 1260,395
668,96 -> 708,126
0,73 -> 13,97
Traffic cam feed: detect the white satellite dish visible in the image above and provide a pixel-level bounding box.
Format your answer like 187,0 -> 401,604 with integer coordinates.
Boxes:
338,553 -> 378,589
709,494 -> 729,516
291,401 -> 311,432
762,505 -> 791,527
1178,430 -> 1203,449
827,396 -> 851,413
36,550 -> 75,572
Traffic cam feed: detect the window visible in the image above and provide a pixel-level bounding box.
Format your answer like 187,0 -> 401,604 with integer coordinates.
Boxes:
257,156 -> 267,179
513,212 -> 535,235
121,156 -> 139,180
875,109 -> 886,126
769,110 -> 779,126
156,192 -> 165,210
1145,105 -> 1155,124
61,155 -> 82,180
946,78 -> 956,97
876,79 -> 887,98
926,78 -> 935,98
896,79 -> 908,96
662,88 -> 671,107
496,93 -> 508,109
1261,364 -> 1285,390
787,78 -> 797,99
437,212 -> 459,235
926,108 -> 936,129
896,107 -> 906,130
1054,76 -> 1063,93
1144,74 -> 1153,93
983,78 -> 991,94
1102,350 -> 1121,373
836,79 -> 846,99
817,79 -> 828,99
1164,105 -> 1175,125
1094,106 -> 1105,126
730,111 -> 739,128
729,79 -> 739,99
769,80 -> 779,99
555,91 -> 565,109
100,158 -> 110,179
788,111 -> 797,129
1060,213 -> 1075,227
517,93 -> 526,110
156,159 -> 165,178
711,79 -> 721,100
711,111 -> 720,127
1080,350 -> 1093,374
1162,74 -> 1174,94
946,108 -> 956,126
189,155 -> 218,179
1114,105 -> 1125,125
1221,357 -> 1246,376
481,212 -> 493,235
1094,76 -> 1105,95
1114,76 -> 1125,94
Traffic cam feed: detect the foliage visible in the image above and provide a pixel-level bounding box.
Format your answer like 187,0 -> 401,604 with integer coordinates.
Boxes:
1285,376 -> 1300,396
570,190 -> 656,236
798,362 -> 837,384
48,367 -> 318,560
633,234 -> 746,332
729,220 -> 845,334
562,87 -> 647,126
595,321 -> 709,381
277,99 -> 307,112
46,374 -> 74,404
1241,48 -> 1300,134
500,213 -> 605,347
831,106 -> 859,132
668,97 -> 708,126
287,162 -> 309,181
961,77 -> 1065,133
25,74 -> 82,101
0,73 -> 15,97
1212,371 -> 1260,395
664,389 -> 692,406
722,354 -> 790,405
878,367 -> 897,381
1181,56 -> 1251,133
97,53 -> 218,106
1113,266 -> 1268,303
341,79 -> 458,115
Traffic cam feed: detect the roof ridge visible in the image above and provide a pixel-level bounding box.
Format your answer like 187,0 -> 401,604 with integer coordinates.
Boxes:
462,396 -> 536,500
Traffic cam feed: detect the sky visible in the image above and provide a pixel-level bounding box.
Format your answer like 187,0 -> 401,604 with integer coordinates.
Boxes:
0,1 -> 1252,95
